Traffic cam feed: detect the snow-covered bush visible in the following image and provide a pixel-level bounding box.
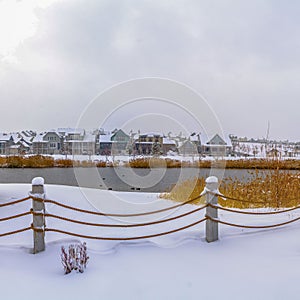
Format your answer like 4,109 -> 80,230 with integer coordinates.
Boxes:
61,242 -> 89,274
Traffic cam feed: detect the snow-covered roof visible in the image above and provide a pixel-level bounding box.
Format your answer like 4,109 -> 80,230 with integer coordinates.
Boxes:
139,132 -> 164,137
32,132 -> 47,143
57,128 -> 85,136
204,134 -> 232,147
163,138 -> 176,145
99,133 -> 113,143
67,134 -> 96,143
83,133 -> 96,142
189,133 -> 201,143
0,133 -> 12,141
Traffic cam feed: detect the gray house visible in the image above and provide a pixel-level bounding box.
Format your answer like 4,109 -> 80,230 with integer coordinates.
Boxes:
32,131 -> 62,155
178,140 -> 198,155
202,134 -> 232,156
0,133 -> 14,155
99,129 -> 130,155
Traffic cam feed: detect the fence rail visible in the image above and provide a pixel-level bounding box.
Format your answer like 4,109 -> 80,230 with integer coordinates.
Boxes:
0,176 -> 299,253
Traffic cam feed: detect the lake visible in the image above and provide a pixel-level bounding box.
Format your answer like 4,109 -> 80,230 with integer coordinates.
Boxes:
0,167 -> 296,193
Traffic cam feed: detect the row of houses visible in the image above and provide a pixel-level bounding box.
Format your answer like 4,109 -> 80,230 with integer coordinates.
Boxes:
0,128 -> 234,157
230,135 -> 300,158
1,128 -> 299,157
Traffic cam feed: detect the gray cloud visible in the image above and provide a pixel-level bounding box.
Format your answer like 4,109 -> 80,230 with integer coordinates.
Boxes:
0,0 -> 299,140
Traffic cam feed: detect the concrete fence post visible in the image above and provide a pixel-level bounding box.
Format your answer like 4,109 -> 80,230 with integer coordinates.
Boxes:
205,176 -> 219,243
31,177 -> 45,254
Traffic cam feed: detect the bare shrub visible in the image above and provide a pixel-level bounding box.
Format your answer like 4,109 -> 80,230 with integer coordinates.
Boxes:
61,242 -> 89,274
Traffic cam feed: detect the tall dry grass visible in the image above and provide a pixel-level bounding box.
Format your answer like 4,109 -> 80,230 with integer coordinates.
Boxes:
160,169 -> 300,209
123,157 -> 300,170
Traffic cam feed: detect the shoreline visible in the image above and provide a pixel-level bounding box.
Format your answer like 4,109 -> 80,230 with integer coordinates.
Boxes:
0,155 -> 300,170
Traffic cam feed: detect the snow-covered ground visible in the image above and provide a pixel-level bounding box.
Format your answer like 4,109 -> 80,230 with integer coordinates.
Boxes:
52,153 -> 300,163
1,184 -> 300,300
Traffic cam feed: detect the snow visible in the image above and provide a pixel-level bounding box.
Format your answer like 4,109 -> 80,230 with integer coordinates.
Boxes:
205,176 -> 218,184
1,184 -> 300,300
31,177 -> 45,186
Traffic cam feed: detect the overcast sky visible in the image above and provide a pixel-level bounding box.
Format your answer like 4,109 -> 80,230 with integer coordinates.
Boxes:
0,0 -> 299,140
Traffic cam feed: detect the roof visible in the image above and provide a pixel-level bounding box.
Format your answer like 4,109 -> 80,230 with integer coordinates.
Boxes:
32,132 -> 47,143
139,132 -> 164,137
0,133 -> 12,141
83,133 -> 96,142
57,128 -> 85,136
99,133 -> 113,143
205,134 -> 232,147
189,132 -> 201,142
163,138 -> 176,145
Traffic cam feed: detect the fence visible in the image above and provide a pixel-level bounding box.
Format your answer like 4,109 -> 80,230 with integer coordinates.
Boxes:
0,176 -> 299,253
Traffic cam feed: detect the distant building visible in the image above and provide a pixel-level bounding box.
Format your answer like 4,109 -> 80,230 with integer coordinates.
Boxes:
202,134 -> 232,156
0,133 -> 14,155
134,132 -> 164,155
178,140 -> 198,156
98,129 -> 130,155
162,137 -> 177,154
32,131 -> 62,155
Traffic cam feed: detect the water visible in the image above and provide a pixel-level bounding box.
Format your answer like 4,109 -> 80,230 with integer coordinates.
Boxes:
0,167 -> 296,193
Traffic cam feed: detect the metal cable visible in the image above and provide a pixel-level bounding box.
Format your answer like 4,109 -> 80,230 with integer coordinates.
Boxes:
40,204 -> 207,228
45,217 -> 207,241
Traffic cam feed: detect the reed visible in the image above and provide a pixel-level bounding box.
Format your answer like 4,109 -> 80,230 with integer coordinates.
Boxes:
160,169 -> 300,208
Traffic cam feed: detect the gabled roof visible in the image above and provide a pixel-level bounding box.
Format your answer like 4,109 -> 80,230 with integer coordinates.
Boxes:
0,133 -> 12,142
99,133 -> 113,143
32,132 -> 47,143
205,134 -> 232,147
44,131 -> 62,138
139,132 -> 164,137
190,133 -> 201,143
163,138 -> 176,145
111,129 -> 130,140
57,128 -> 85,136
178,139 -> 198,149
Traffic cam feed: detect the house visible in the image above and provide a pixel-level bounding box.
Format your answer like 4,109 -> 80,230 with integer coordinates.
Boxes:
162,137 -> 177,155
32,133 -> 49,154
7,140 -> 31,155
178,140 -> 198,156
98,129 -> 130,155
32,131 -> 63,155
0,133 -> 14,155
266,148 -> 283,159
110,129 -> 130,155
202,134 -> 232,156
134,132 -> 164,155
99,132 -> 113,155
6,132 -> 34,155
62,129 -> 96,155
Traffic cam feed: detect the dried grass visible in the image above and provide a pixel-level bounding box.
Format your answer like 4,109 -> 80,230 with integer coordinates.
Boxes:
160,169 -> 300,209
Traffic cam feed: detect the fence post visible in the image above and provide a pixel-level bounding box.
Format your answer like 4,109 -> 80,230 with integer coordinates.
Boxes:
205,176 -> 219,243
31,177 -> 45,254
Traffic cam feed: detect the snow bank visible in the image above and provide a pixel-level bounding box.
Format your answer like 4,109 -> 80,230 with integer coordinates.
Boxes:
0,184 -> 300,300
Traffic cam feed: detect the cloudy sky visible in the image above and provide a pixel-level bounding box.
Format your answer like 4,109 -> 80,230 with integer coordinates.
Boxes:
0,0 -> 299,140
